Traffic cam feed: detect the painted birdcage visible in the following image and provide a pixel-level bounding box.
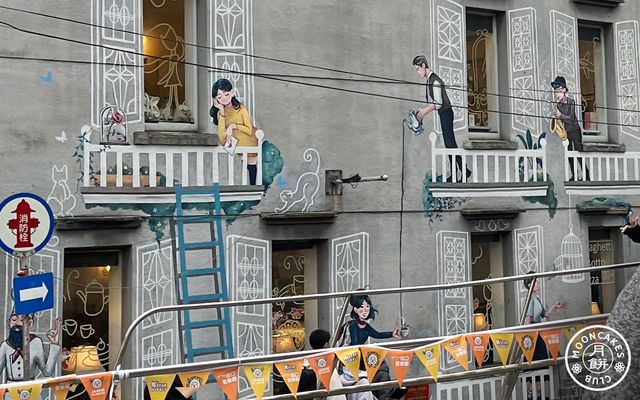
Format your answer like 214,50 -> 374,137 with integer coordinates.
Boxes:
100,105 -> 128,144
555,228 -> 585,283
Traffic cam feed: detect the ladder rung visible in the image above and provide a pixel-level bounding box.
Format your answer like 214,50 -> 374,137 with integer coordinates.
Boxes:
183,293 -> 227,302
180,267 -> 224,277
192,346 -> 232,356
188,319 -> 229,329
182,241 -> 223,250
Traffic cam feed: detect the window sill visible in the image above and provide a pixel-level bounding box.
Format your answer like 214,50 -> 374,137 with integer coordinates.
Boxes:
573,0 -> 623,7
463,139 -> 518,151
581,143 -> 626,153
134,131 -> 219,146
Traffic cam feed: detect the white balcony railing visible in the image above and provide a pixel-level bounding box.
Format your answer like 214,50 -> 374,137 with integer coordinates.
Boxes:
429,132 -> 547,184
82,130 -> 264,188
435,366 -> 554,400
565,141 -> 640,182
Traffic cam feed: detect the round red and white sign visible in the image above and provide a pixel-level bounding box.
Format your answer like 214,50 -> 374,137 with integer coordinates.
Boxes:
0,193 -> 54,254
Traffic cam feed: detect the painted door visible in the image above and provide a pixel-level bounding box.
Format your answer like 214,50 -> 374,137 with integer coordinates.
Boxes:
513,226 -> 545,314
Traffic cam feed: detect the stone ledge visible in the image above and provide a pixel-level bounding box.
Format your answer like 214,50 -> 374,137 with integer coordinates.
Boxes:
463,139 -> 518,151
573,0 -> 623,7
134,131 -> 219,146
582,142 -> 626,153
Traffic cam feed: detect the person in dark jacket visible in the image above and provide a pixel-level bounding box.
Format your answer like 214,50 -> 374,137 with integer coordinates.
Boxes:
413,55 -> 471,183
551,76 -> 590,181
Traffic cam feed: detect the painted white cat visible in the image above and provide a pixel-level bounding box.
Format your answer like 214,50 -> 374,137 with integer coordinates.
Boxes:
47,165 -> 76,217
275,148 -> 320,213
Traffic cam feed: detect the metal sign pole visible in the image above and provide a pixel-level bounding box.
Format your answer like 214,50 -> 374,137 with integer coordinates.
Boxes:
17,251 -> 31,381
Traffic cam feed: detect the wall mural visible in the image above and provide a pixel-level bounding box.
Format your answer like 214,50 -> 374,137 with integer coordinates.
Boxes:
3,242 -> 62,400
554,206 -> 585,284
274,148 -> 321,214
615,21 -> 640,139
508,7 -> 540,135
550,11 -> 580,101
422,171 -> 465,225
513,226 -> 545,311
330,233 -> 370,333
134,240 -> 179,398
47,165 -> 77,218
436,230 -> 472,371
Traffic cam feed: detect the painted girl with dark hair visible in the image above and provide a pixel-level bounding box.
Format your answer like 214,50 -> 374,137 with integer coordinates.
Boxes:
346,295 -> 401,346
210,78 -> 259,185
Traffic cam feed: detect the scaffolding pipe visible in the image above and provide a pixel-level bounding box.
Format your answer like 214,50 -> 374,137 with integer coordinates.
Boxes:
114,260 -> 635,368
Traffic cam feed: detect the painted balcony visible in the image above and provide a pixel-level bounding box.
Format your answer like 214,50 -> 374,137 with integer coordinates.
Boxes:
80,131 -> 265,205
564,141 -> 640,195
435,367 -> 554,400
428,132 -> 549,198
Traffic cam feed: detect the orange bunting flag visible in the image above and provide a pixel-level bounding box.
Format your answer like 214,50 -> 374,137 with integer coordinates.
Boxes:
176,387 -> 199,398
414,344 -> 440,382
48,376 -> 77,400
387,349 -> 413,386
467,333 -> 491,368
443,336 -> 469,370
335,347 -> 362,379
145,374 -> 176,400
80,372 -> 113,400
7,383 -> 42,400
211,366 -> 239,400
515,332 -> 539,365
361,347 -> 388,383
490,333 -> 514,366
275,359 -> 305,397
307,352 -> 336,392
0,388 -> 5,400
178,371 -> 210,392
242,364 -> 272,400
539,329 -> 562,361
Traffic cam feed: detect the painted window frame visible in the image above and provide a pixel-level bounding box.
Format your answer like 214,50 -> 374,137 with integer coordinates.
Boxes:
143,0 -> 198,132
578,23 -> 609,143
466,10 -> 500,140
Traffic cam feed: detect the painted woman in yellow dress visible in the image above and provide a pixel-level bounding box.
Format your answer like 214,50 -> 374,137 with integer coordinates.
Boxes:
210,78 -> 259,185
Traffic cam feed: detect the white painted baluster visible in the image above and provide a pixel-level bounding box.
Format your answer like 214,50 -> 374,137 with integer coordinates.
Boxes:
116,152 -> 123,187
166,153 -> 174,187
494,155 -> 499,183
212,151 -> 219,183
241,153 -> 248,185
598,157 -> 602,181
182,151 -> 189,186
83,147 -> 91,186
462,154 -> 468,183
483,154 -> 488,183
100,151 -> 107,187
523,155 -> 529,183
132,152 -> 140,187
614,156 -> 620,181
623,156 -> 628,181
149,152 -> 157,188
606,157 -> 611,181
589,157 -> 595,181
472,154 -> 478,183
196,151 -> 204,186
514,154 -> 520,183
228,153 -> 235,185
635,156 -> 639,181
506,156 -> 511,182
441,153 -> 447,181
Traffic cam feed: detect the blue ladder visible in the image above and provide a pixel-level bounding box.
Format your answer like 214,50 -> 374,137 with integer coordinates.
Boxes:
172,183 -> 234,363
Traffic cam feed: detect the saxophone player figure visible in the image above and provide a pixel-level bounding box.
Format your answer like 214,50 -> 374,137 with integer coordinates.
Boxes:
551,76 -> 590,181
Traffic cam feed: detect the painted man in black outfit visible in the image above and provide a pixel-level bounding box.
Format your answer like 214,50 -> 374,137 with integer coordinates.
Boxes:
413,55 -> 470,182
551,76 -> 590,181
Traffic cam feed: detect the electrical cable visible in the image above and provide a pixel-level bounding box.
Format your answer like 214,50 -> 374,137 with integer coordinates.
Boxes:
0,4 -> 637,114
2,20 -> 640,130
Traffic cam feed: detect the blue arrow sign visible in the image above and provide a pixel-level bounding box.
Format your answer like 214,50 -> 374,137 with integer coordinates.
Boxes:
13,272 -> 54,315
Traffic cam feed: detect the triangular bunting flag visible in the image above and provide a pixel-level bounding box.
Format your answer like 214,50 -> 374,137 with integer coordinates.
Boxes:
176,387 -> 199,398
242,364 -> 272,400
387,349 -> 413,386
0,388 -> 5,400
307,352 -> 335,392
79,372 -> 112,400
539,329 -> 562,361
145,374 -> 176,400
8,382 -> 42,400
335,347 -> 361,379
275,358 -> 305,397
466,333 -> 491,368
563,324 -> 583,341
178,370 -> 210,392
490,333 -> 514,366
414,344 -> 440,382
443,336 -> 469,370
361,346 -> 388,383
211,366 -> 239,400
48,375 -> 76,400
515,332 -> 539,365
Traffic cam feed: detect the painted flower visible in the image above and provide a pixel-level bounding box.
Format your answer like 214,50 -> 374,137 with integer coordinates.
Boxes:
112,111 -> 124,125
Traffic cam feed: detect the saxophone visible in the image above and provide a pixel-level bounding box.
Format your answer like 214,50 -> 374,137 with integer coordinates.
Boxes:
550,101 -> 568,141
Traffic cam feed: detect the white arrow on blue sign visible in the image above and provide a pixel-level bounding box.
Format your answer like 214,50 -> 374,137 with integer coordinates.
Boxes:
12,272 -> 54,315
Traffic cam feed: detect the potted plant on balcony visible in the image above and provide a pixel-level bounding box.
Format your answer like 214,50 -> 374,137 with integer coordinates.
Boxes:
95,163 -> 164,187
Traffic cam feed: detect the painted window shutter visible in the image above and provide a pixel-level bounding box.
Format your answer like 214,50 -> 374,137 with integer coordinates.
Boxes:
615,21 -> 640,136
513,226 -> 546,312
